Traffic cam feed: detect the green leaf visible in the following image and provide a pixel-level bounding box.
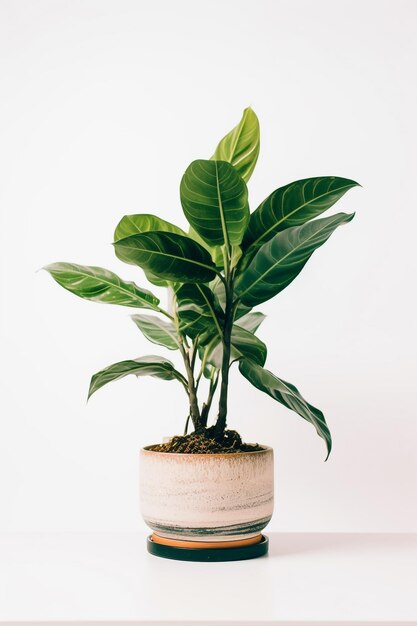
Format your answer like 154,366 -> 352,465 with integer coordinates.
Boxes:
235,212 -> 354,307
180,159 -> 249,247
88,355 -> 187,399
113,231 -> 217,283
197,343 -> 217,379
237,311 -> 266,334
176,283 -> 223,343
209,276 -> 226,308
188,226 -> 224,268
44,263 -> 160,310
203,323 -> 267,369
208,276 -> 250,320
114,213 -> 186,241
201,338 -> 223,370
231,325 -> 267,366
244,176 -> 359,250
239,359 -> 332,460
114,214 -> 187,287
211,107 -> 260,182
131,314 -> 180,350
230,245 -> 243,269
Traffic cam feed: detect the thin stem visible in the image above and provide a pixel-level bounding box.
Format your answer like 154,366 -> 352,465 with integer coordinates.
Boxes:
195,368 -> 203,392
195,370 -> 203,392
190,339 -> 198,374
215,271 -> 234,434
177,373 -> 191,394
200,371 -> 219,427
157,306 -> 175,321
195,341 -> 213,391
179,342 -> 201,431
171,292 -> 201,431
183,413 -> 191,436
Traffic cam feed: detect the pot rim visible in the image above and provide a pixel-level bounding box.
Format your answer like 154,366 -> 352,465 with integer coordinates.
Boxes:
140,444 -> 273,457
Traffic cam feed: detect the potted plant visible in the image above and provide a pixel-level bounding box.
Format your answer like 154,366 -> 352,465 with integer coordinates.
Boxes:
44,108 -> 358,561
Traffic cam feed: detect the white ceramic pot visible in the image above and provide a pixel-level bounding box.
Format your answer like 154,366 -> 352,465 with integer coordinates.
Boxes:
140,446 -> 274,543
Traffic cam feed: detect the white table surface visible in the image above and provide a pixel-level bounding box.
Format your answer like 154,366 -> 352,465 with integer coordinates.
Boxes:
0,532 -> 416,625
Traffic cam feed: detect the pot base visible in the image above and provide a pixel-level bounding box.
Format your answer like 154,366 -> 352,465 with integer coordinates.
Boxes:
147,533 -> 269,562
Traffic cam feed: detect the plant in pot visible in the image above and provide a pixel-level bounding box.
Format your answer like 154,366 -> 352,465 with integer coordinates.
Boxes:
44,108 -> 359,561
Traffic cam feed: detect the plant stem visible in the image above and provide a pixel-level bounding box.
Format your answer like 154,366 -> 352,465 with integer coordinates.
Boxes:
215,274 -> 234,434
190,340 -> 198,374
171,292 -> 201,432
179,342 -> 201,431
157,306 -> 174,321
200,371 -> 219,427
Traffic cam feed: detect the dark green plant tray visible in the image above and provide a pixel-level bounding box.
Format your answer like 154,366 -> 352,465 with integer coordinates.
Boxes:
146,534 -> 269,562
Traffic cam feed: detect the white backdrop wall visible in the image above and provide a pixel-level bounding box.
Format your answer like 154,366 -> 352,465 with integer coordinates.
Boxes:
1,0 -> 416,533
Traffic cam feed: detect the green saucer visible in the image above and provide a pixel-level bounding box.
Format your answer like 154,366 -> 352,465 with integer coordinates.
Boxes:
146,534 -> 269,562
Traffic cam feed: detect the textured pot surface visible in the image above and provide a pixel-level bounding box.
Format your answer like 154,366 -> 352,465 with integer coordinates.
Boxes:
140,446 -> 274,542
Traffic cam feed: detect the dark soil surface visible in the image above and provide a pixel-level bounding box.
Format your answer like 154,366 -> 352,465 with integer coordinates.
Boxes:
146,428 -> 264,454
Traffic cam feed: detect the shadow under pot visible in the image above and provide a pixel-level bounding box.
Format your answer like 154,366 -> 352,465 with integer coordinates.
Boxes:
140,445 -> 274,558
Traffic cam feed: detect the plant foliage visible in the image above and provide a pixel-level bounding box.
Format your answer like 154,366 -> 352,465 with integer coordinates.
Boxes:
45,108 -> 359,459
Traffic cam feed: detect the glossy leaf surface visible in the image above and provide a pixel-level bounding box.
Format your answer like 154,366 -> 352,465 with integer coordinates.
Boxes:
114,214 -> 187,286
113,232 -> 217,283
232,325 -> 267,366
203,323 -> 267,369
44,263 -> 159,310
88,355 -> 186,399
176,283 -> 223,343
131,314 -> 180,350
209,276 -> 251,320
236,311 -> 266,334
235,213 -> 354,307
244,176 -> 359,249
180,159 -> 249,247
239,358 -> 331,459
188,226 -> 224,268
212,107 -> 260,182
114,213 -> 186,241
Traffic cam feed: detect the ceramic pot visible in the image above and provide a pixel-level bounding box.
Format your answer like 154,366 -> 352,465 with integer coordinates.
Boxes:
139,446 -> 274,543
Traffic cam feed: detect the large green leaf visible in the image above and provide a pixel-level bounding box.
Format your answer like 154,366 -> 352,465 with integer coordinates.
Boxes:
88,355 -> 187,399
211,107 -> 260,182
176,283 -> 223,343
236,311 -> 266,334
44,263 -> 159,310
131,314 -> 180,350
243,176 -> 359,250
113,232 -> 217,283
235,212 -> 354,307
239,359 -> 331,460
114,213 -> 186,241
180,159 -> 249,247
114,214 -> 187,287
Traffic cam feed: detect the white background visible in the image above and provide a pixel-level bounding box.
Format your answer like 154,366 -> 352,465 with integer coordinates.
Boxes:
0,0 -> 416,534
